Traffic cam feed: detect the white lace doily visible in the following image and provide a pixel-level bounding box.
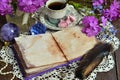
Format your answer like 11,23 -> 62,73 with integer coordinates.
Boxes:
0,32 -> 119,80
0,10 -> 120,80
0,46 -> 23,80
0,46 -> 116,80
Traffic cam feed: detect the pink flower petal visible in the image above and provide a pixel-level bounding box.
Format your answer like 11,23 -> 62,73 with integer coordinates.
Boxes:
66,17 -> 71,24
58,20 -> 68,28
69,15 -> 76,22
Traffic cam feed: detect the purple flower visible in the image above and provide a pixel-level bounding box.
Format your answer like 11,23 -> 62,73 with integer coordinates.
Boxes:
102,0 -> 120,21
82,16 -> 101,37
101,16 -> 107,26
93,0 -> 104,6
110,0 -> 120,17
18,0 -> 47,13
0,0 -> 13,15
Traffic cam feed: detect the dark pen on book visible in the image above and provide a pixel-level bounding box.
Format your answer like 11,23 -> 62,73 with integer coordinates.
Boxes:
75,42 -> 113,79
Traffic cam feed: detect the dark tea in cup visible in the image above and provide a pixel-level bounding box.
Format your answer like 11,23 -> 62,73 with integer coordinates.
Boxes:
48,2 -> 66,10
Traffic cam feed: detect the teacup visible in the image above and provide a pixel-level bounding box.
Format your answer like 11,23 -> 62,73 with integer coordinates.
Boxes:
45,0 -> 67,19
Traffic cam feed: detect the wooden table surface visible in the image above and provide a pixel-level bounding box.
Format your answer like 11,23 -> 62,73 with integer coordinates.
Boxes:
95,20 -> 120,80
0,18 -> 120,80
0,0 -> 120,77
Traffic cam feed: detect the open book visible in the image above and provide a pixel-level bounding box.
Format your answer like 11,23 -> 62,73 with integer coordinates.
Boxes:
14,27 -> 98,78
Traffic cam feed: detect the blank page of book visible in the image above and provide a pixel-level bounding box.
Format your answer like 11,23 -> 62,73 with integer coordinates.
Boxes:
15,33 -> 66,68
52,27 -> 98,60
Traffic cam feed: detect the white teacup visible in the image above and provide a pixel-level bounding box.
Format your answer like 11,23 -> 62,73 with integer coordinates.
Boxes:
45,0 -> 67,19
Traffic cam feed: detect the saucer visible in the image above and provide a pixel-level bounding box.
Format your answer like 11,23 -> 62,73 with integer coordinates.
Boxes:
35,4 -> 83,30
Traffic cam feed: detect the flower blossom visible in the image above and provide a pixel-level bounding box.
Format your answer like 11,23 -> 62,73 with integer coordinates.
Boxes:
82,16 -> 101,37
102,0 -> 120,21
18,0 -> 47,13
93,0 -> 104,6
0,0 -> 13,15
101,16 -> 107,26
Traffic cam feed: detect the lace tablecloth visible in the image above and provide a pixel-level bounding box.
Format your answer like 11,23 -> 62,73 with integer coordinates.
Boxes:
0,46 -> 117,80
0,21 -> 120,80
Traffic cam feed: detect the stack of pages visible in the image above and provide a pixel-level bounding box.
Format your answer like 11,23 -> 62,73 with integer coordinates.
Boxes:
14,27 -> 98,77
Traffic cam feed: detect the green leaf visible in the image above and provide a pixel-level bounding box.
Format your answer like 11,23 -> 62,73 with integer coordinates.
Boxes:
68,1 -> 94,16
68,1 -> 83,10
